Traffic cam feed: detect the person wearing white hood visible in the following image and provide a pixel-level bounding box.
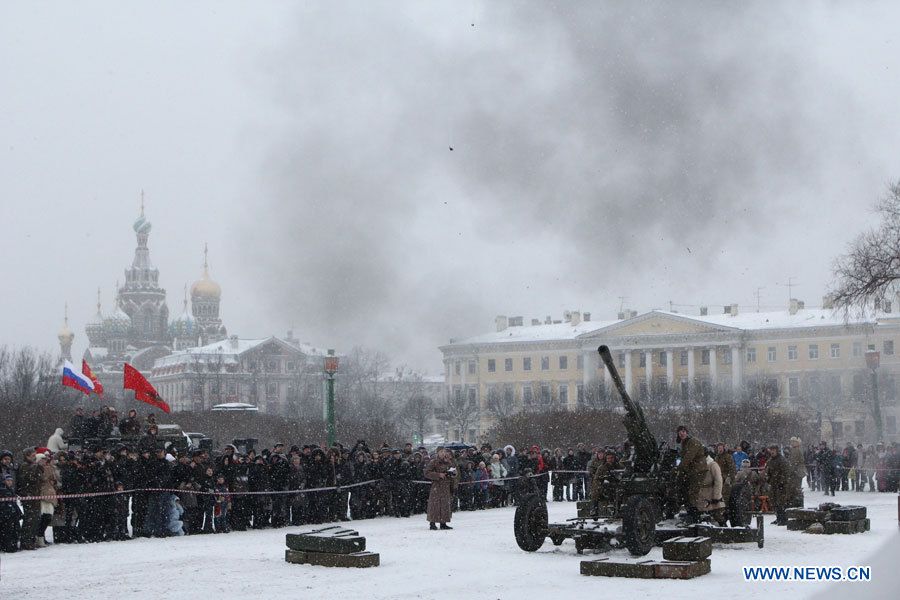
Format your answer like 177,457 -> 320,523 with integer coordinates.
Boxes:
46,428 -> 67,453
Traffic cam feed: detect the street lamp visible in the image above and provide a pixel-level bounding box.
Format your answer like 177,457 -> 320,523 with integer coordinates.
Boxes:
324,349 -> 339,447
865,350 -> 884,443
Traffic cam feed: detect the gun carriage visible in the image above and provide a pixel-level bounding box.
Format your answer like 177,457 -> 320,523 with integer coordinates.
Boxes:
513,345 -> 760,556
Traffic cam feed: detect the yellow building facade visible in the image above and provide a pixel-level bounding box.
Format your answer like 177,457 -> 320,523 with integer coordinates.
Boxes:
439,303 -> 900,445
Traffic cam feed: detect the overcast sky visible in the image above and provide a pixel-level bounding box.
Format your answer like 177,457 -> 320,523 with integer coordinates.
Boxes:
2,1 -> 899,373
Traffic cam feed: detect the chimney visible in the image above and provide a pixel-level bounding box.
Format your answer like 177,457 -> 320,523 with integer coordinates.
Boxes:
700,306 -> 708,316
563,310 -> 572,322
724,303 -> 738,316
531,318 -> 540,326
545,315 -> 552,324
822,295 -> 834,309
617,311 -> 625,320
629,309 -> 638,319
571,311 -> 581,326
229,335 -> 239,350
789,298 -> 800,315
495,315 -> 508,332
583,312 -> 591,321
723,305 -> 731,314
509,316 -> 523,327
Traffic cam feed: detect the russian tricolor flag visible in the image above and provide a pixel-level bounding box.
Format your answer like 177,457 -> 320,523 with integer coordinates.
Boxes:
62,360 -> 95,395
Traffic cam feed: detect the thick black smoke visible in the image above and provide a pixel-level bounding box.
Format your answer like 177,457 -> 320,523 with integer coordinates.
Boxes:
241,1 -> 868,368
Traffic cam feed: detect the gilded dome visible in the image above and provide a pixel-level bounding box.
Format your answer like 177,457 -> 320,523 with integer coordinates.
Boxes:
58,322 -> 74,344
191,244 -> 221,299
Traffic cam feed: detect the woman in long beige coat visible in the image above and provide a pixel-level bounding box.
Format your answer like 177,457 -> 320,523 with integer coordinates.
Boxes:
424,449 -> 458,530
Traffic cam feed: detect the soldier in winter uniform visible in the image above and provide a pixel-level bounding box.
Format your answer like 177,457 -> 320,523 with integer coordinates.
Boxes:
765,444 -> 790,525
674,426 -> 709,523
424,448 -> 458,530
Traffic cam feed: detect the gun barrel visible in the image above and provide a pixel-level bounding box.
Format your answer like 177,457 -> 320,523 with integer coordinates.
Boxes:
598,345 -> 630,405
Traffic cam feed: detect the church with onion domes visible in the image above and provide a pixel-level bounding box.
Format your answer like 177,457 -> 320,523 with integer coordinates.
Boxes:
72,198 -> 229,405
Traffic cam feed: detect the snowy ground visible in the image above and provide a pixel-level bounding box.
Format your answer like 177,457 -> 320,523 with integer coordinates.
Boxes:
1,491 -> 897,599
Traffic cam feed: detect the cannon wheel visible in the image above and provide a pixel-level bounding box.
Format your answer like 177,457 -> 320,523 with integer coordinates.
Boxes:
622,495 -> 656,556
728,483 -> 752,527
514,493 -> 548,551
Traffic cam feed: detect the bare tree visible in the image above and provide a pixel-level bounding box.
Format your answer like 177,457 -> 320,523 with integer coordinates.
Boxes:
485,385 -> 518,420
832,180 -> 900,310
438,389 -> 479,442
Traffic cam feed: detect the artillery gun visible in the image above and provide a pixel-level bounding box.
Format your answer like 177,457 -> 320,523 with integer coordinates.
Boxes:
513,345 -> 757,556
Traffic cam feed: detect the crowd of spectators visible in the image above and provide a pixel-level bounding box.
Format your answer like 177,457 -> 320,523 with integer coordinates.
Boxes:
1,408 -> 898,552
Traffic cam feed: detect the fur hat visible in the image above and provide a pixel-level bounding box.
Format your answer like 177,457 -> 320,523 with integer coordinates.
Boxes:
35,453 -> 48,461
790,436 -> 801,446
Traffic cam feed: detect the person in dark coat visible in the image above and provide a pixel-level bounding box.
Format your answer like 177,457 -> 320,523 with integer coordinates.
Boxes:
424,449 -> 458,530
0,474 -> 22,552
305,448 -> 331,524
16,448 -> 42,550
119,409 -> 142,437
68,408 -> 86,440
816,441 -> 837,496
248,456 -> 272,529
349,452 -> 372,520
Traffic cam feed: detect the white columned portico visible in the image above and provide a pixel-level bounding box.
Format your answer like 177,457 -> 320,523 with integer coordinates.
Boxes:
582,348 -> 593,388
624,351 -> 633,397
687,347 -> 695,383
666,349 -> 674,387
645,349 -> 653,390
709,347 -> 717,387
731,345 -> 743,392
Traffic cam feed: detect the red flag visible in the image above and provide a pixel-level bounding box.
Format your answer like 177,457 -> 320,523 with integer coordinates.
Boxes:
82,360 -> 104,397
123,363 -> 171,414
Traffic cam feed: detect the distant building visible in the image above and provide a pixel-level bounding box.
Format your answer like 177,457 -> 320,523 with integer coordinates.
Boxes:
440,301 -> 900,445
149,333 -> 328,415
69,198 -> 230,406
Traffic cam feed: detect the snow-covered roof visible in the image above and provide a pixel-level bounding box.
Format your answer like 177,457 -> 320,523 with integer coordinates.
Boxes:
662,308 -> 875,331
446,308 -> 884,349
447,319 -> 620,347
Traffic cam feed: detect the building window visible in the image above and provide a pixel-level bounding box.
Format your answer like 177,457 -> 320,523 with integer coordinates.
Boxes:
701,350 -> 710,365
540,383 -> 551,404
617,353 -> 625,368
746,347 -> 757,363
266,383 -> 278,395
788,345 -> 798,360
487,359 -> 496,373
576,384 -> 584,404
788,377 -> 799,398
468,429 -> 477,443
523,386 -> 533,404
468,360 -> 476,375
855,420 -> 865,437
454,361 -> 461,375
830,343 -> 840,359
680,379 -> 690,398
559,356 -> 568,370
723,351 -> 732,365
266,360 -> 278,372
832,421 -> 843,439
504,358 -> 513,372
454,387 -> 462,402
286,361 -> 297,372
576,354 -> 584,369
541,356 -> 550,371
767,347 -> 776,362
523,357 -> 532,371
228,383 -> 236,395
809,344 -> 819,360
467,387 -> 476,406
503,386 -> 514,404
659,351 -> 667,367
885,340 -> 895,356
559,384 -> 568,404
680,351 -> 689,366
852,342 -> 862,357
853,373 -> 865,396
639,353 -> 647,368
